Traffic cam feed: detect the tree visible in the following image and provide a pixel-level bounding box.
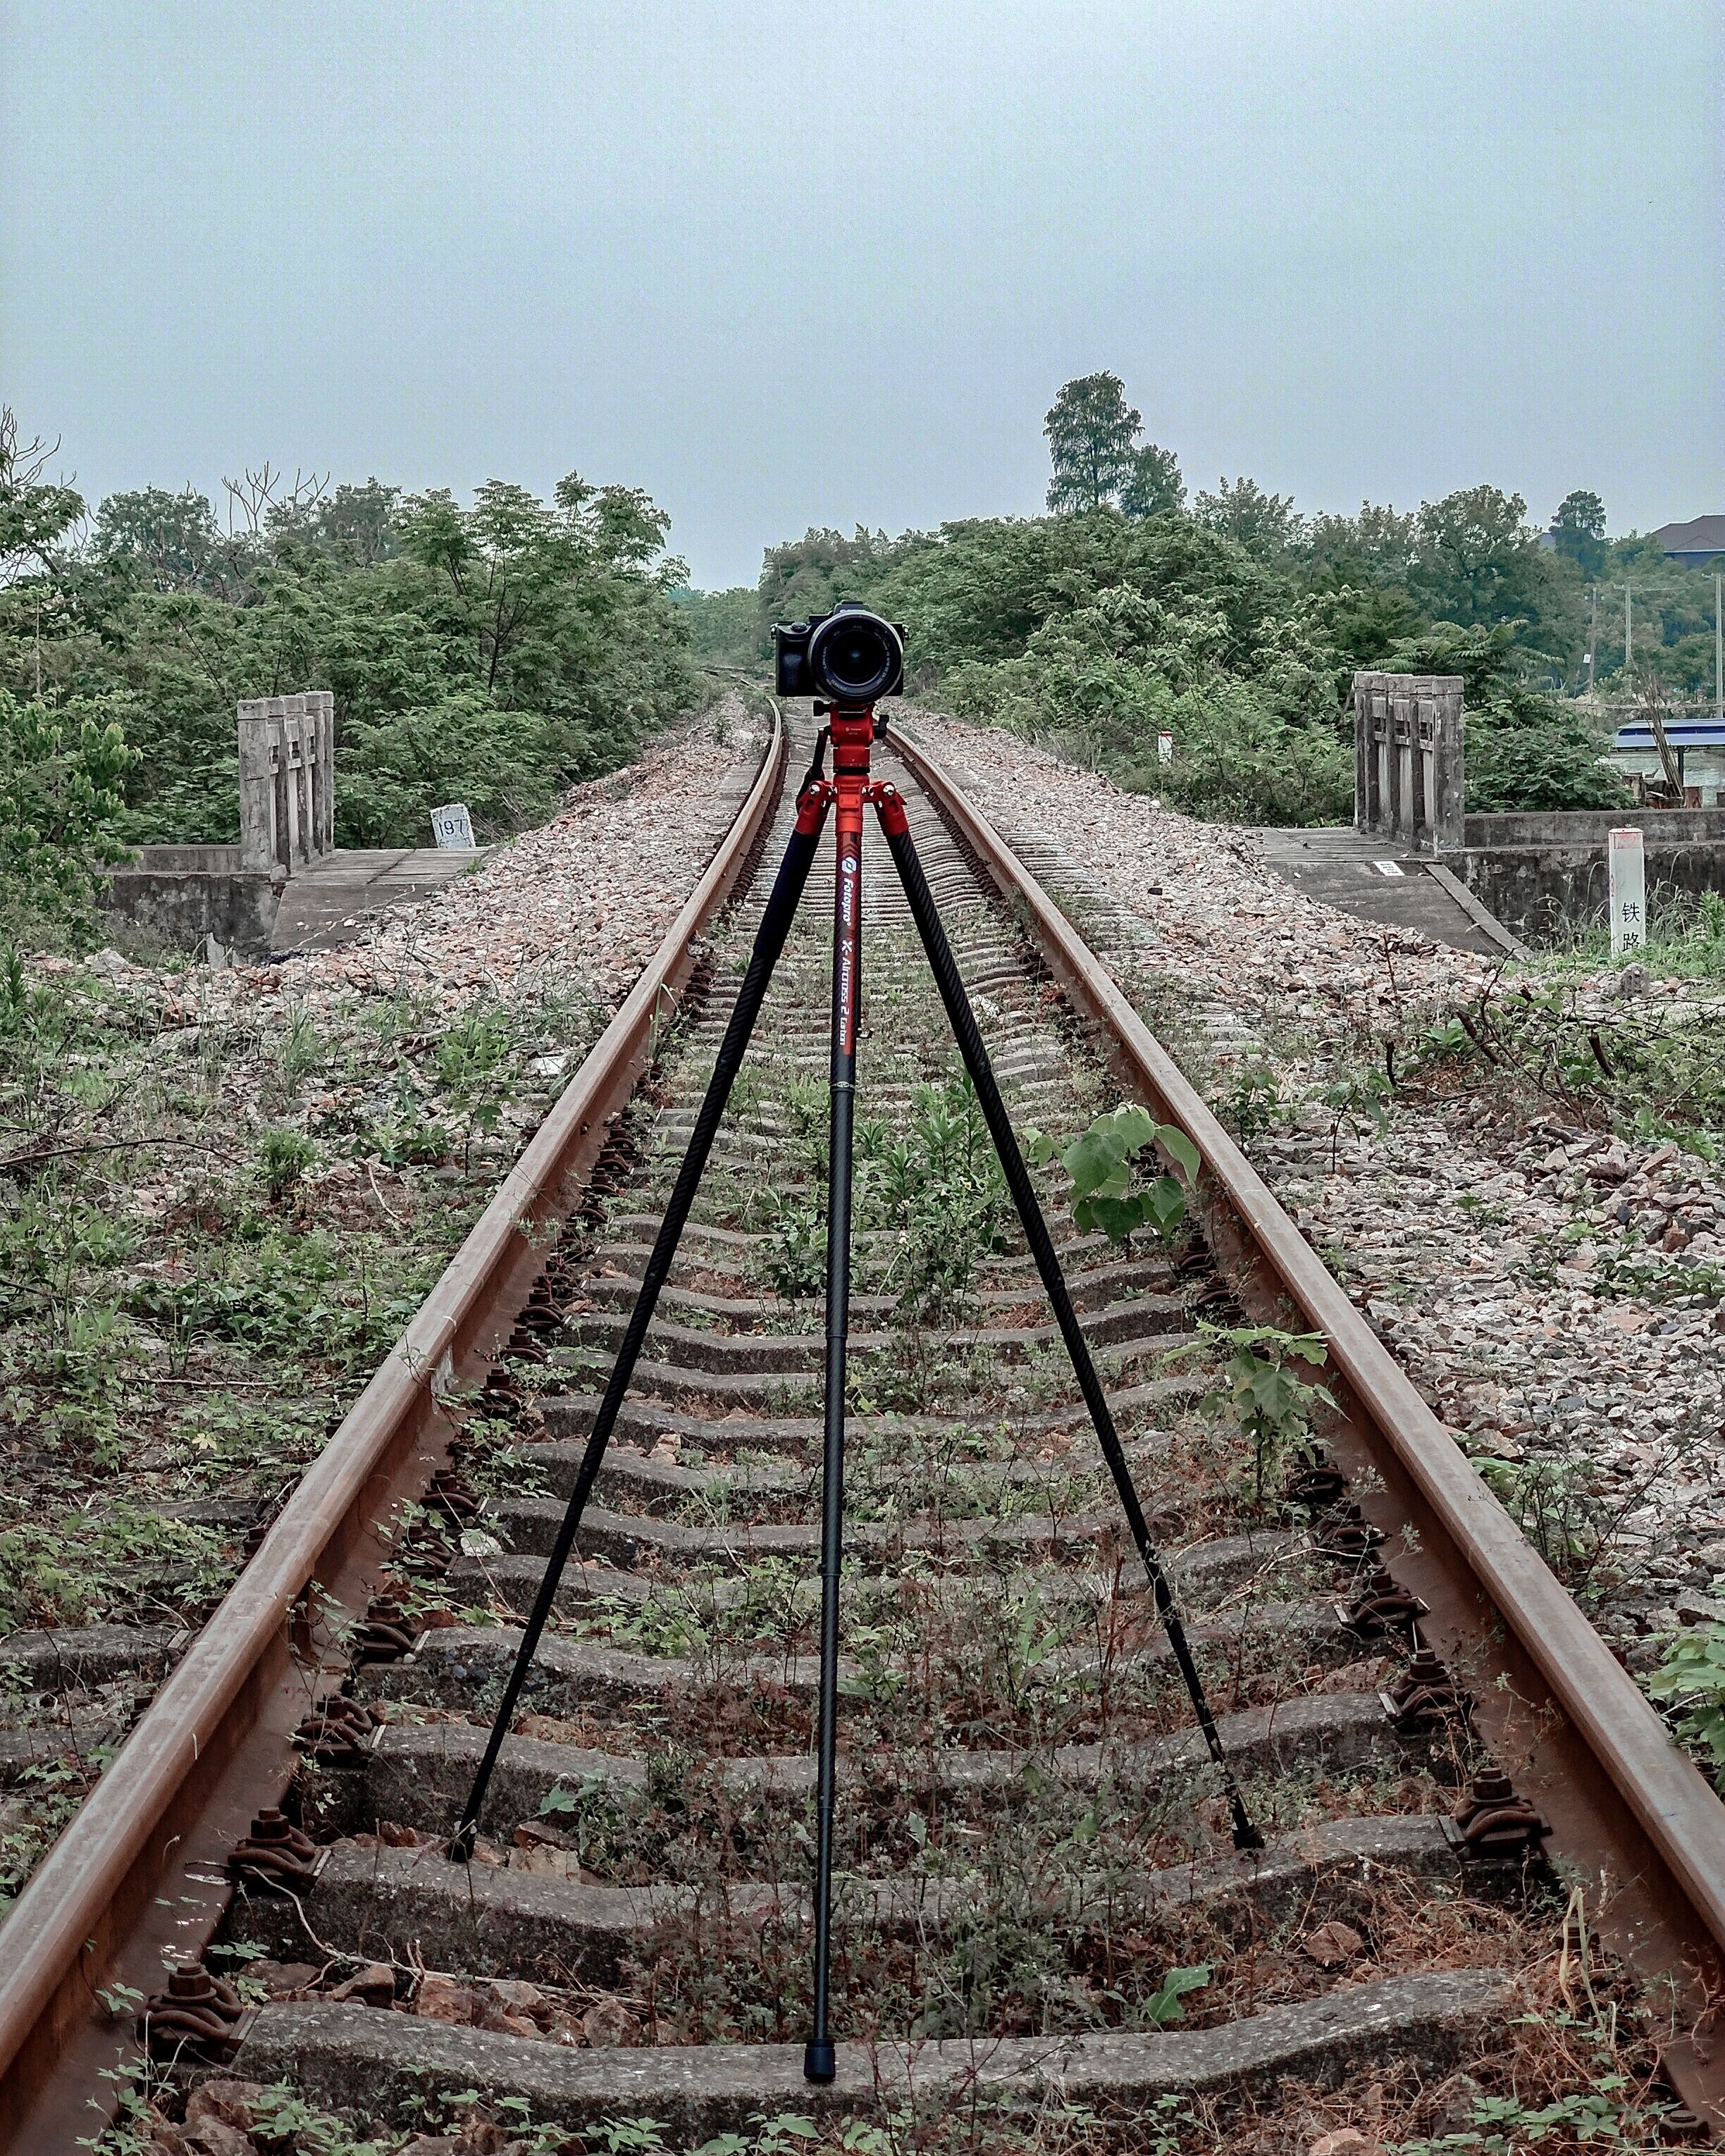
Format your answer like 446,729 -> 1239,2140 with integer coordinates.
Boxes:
0,410 -> 85,583
1306,502 -> 1418,590
755,526 -> 899,642
315,480 -> 402,566
1120,442 -> 1185,519
1552,488 -> 1607,578
0,689 -> 135,935
91,486 -> 222,592
1464,688 -> 1626,812
1406,485 -> 1581,666
1193,477 -> 1304,566
1044,373 -> 1142,513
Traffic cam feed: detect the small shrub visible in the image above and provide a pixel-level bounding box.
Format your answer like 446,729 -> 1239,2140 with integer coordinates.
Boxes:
1649,1623 -> 1725,1768
1025,1102 -> 1199,1246
257,1126 -> 318,1203
1168,1320 -> 1333,1501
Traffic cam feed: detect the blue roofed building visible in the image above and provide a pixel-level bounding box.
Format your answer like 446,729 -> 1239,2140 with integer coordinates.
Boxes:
1607,714 -> 1725,805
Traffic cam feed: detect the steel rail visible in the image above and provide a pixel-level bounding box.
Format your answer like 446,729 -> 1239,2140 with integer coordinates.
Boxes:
0,709 -> 786,2152
891,719 -> 1725,2121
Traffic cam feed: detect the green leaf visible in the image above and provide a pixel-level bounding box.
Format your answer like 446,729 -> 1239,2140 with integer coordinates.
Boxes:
1108,1103 -> 1158,1154
1143,1962 -> 1211,2025
1087,1193 -> 1149,1244
1156,1125 -> 1202,1184
1063,1127 -> 1127,1196
1144,1175 -> 1186,1238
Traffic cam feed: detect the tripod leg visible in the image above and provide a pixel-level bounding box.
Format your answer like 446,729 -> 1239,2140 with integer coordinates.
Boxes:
805,806 -> 862,2083
874,789 -> 1261,1852
450,790 -> 831,1860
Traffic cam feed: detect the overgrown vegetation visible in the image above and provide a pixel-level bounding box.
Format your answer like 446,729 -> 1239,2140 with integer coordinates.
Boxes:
0,406 -> 700,937
0,943 -> 605,1905
740,373 -> 1717,824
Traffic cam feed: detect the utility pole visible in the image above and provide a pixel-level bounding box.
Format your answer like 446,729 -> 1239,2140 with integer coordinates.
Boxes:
1588,586 -> 1597,696
1715,570 -> 1722,721
1625,583 -> 1633,674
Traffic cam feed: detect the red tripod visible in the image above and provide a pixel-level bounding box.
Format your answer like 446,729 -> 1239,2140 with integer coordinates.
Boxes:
453,705 -> 1259,2086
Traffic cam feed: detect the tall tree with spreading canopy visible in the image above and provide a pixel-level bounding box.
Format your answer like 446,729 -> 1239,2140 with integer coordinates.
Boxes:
1044,373 -> 1143,513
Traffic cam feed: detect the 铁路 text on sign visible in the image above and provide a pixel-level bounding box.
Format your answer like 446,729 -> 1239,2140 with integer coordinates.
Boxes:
1608,826 -> 1646,956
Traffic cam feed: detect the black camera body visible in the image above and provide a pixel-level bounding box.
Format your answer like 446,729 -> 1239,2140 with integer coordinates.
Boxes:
774,601 -> 906,705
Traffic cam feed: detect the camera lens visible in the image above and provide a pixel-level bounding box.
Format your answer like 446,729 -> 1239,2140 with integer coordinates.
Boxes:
810,610 -> 901,703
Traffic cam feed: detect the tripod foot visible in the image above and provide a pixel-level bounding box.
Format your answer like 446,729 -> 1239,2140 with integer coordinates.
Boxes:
803,2038 -> 836,2084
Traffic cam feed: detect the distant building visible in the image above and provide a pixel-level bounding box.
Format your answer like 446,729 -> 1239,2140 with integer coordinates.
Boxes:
1652,515 -> 1725,566
1607,715 -> 1725,805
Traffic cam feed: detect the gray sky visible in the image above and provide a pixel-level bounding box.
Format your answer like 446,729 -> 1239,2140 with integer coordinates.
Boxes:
3,1 -> 1719,589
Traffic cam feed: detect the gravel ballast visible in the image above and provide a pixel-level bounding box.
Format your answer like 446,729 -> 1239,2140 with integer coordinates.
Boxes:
906,710 -> 1725,1657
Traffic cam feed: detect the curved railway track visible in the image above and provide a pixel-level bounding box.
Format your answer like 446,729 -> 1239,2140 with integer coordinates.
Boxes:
4,704 -> 1725,2150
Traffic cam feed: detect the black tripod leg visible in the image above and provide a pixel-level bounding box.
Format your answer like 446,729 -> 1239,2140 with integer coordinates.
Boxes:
805,805 -> 862,2084
875,790 -> 1261,1852
450,790 -> 831,1859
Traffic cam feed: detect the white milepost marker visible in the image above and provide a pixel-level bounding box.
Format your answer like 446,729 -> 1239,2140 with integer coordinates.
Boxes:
431,801 -> 477,850
1608,826 -> 1646,955
1157,731 -> 1173,765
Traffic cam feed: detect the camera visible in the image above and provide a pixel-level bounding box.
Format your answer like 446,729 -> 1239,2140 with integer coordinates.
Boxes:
774,602 -> 906,705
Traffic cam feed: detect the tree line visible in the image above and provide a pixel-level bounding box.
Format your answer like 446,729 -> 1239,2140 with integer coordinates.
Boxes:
0,410 -> 698,939
688,372 -> 1716,826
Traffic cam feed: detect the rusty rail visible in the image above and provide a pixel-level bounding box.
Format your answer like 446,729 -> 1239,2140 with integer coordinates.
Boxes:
892,719 -> 1725,2121
0,710 -> 786,2151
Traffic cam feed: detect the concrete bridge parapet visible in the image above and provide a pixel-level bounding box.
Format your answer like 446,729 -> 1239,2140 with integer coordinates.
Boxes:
1352,671 -> 1466,855
237,690 -> 335,875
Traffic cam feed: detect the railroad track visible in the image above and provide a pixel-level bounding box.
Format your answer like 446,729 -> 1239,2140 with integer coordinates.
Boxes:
5,705 -> 1725,2150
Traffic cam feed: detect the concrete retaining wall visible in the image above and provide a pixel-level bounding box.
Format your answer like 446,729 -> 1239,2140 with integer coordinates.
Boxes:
1464,808 -> 1725,850
1456,828 -> 1725,943
101,847 -> 285,957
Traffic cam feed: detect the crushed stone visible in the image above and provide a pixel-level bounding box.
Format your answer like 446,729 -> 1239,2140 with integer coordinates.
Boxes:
908,710 -> 1725,1648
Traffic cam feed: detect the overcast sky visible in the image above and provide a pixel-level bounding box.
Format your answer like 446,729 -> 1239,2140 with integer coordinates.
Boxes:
2,1 -> 1718,589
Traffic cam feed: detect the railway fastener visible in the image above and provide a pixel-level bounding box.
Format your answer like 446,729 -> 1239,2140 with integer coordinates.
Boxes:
1382,1647 -> 1469,1735
352,1594 -> 422,1664
137,1964 -> 248,2067
291,1697 -> 383,1768
1315,1501 -> 1388,1561
1445,1768 -> 1550,1861
1284,1456 -> 1350,1511
1336,1565 -> 1429,1639
225,1808 -> 322,1894
421,1468 -> 482,1530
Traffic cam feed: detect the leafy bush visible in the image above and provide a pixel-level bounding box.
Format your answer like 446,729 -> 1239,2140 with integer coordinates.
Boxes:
942,578 -> 1354,824
1025,1102 -> 1198,1246
1465,689 -> 1628,813
0,689 -> 135,938
1650,1623 -> 1725,1769
335,693 -> 567,845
